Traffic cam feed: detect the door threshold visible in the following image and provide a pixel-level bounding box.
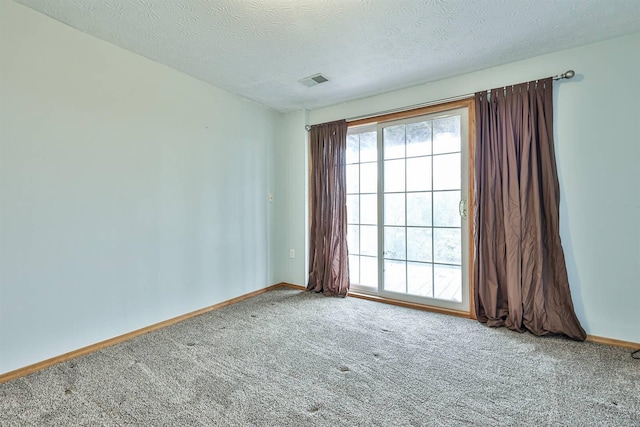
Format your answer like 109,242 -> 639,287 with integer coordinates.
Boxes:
348,290 -> 472,319
277,282 -> 472,319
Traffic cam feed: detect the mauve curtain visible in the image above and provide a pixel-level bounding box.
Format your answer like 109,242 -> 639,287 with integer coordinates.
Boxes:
474,78 -> 586,341
307,120 -> 350,297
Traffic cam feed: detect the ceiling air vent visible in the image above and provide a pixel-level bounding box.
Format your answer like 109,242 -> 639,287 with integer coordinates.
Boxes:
299,73 -> 329,87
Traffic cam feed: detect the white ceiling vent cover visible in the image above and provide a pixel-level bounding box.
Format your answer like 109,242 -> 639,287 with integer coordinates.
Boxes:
299,73 -> 329,87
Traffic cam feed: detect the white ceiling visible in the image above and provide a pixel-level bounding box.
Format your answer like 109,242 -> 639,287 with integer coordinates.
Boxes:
15,0 -> 640,112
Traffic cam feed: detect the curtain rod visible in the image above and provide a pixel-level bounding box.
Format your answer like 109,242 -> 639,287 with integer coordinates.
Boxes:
305,70 -> 575,130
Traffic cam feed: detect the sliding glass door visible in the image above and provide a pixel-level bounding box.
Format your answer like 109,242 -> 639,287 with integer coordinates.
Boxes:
347,107 -> 470,312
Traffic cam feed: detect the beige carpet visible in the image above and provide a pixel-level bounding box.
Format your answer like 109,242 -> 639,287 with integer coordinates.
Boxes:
1,288 -> 638,426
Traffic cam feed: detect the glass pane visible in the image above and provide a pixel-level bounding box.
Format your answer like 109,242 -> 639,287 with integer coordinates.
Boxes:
384,259 -> 406,293
433,228 -> 461,265
407,192 -> 432,227
433,116 -> 461,155
384,226 -> 405,260
406,156 -> 431,192
433,191 -> 460,227
360,162 -> 377,193
433,153 -> 460,190
434,264 -> 461,302
407,227 -> 432,262
346,164 -> 359,194
384,159 -> 405,192
346,134 -> 359,164
360,131 -> 377,162
360,194 -> 377,225
360,225 -> 377,257
384,193 -> 405,226
346,194 -> 359,224
407,262 -> 433,297
406,121 -> 431,157
360,256 -> 378,288
383,125 -> 405,159
348,255 -> 360,285
347,224 -> 359,255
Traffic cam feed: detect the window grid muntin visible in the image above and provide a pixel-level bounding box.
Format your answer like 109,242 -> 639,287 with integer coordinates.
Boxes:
381,117 -> 462,300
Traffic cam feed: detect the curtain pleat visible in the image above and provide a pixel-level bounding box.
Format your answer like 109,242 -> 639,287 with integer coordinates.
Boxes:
307,120 -> 350,297
474,79 -> 586,340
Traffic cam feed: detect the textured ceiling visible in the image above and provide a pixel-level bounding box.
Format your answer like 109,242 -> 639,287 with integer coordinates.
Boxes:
14,0 -> 640,112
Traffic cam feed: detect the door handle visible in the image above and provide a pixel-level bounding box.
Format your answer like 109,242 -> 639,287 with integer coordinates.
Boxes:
459,199 -> 467,220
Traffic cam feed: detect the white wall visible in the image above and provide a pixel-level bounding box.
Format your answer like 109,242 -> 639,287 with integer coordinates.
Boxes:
272,110 -> 309,286
304,32 -> 640,343
0,0 -> 278,374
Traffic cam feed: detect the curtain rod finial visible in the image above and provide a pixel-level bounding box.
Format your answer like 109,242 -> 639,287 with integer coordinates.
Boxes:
553,70 -> 576,81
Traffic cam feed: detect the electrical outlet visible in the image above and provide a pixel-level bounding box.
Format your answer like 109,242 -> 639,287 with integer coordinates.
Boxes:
289,249 -> 295,259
